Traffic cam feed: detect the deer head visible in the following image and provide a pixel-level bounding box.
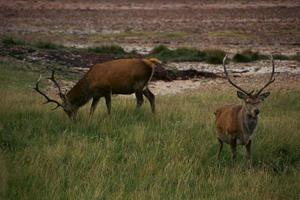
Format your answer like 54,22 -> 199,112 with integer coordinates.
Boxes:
223,55 -> 275,119
34,71 -> 78,120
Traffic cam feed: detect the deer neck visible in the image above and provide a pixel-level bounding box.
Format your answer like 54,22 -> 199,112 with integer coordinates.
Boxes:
240,106 -> 258,136
66,78 -> 92,108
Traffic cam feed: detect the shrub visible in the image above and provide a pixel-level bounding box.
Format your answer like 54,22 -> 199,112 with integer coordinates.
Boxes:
88,45 -> 126,55
290,53 -> 300,62
149,45 -> 205,62
151,45 -> 169,54
233,49 -> 266,63
2,36 -> 25,46
203,49 -> 226,64
273,54 -> 290,60
35,41 -> 64,50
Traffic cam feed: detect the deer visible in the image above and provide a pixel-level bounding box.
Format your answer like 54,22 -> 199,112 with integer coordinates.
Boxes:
215,55 -> 275,163
34,58 -> 162,120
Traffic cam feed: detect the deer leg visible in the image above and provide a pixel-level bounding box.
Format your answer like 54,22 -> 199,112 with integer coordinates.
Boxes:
104,92 -> 111,115
143,88 -> 155,113
135,90 -> 144,109
246,140 -> 252,163
217,138 -> 223,160
230,138 -> 237,162
90,97 -> 101,117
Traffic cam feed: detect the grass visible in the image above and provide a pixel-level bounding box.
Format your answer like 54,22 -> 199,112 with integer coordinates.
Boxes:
88,31 -> 188,42
148,45 -> 226,64
290,53 -> 300,63
232,50 -> 267,63
1,36 -> 64,50
233,50 -> 300,63
203,49 -> 226,64
148,45 -> 206,62
0,63 -> 300,199
35,41 -> 64,50
207,30 -> 257,40
88,45 -> 127,56
1,36 -> 26,46
1,36 -> 299,64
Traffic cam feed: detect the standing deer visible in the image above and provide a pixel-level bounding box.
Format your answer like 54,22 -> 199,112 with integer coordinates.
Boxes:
215,55 -> 275,163
34,58 -> 161,120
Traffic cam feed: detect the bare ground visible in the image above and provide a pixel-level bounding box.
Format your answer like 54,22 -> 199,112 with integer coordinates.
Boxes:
1,0 -> 300,53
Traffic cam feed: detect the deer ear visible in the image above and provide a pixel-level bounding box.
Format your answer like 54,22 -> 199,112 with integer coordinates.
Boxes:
237,91 -> 248,100
258,92 -> 270,101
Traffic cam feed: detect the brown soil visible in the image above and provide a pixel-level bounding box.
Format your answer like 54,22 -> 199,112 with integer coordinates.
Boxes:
1,0 -> 300,54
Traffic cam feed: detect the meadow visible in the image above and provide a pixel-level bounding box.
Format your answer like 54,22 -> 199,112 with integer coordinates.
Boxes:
0,62 -> 299,199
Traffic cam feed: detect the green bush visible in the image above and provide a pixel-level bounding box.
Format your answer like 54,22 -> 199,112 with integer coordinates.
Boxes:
149,45 -> 205,62
1,36 -> 25,46
290,53 -> 300,62
233,50 -> 267,63
273,54 -> 290,60
151,45 -> 169,54
35,41 -> 64,50
203,49 -> 226,64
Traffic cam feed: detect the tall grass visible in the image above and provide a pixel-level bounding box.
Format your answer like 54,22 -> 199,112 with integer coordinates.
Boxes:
149,45 -> 206,62
149,45 -> 226,64
1,36 -> 26,46
0,64 -> 300,199
88,45 -> 127,56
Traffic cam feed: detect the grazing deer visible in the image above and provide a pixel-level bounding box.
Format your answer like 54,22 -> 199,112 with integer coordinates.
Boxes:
34,58 -> 161,120
215,55 -> 275,163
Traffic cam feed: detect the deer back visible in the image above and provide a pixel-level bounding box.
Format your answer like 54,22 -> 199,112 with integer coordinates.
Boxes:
65,58 -> 159,105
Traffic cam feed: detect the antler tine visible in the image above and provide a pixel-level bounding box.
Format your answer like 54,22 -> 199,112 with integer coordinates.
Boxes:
48,70 -> 66,101
255,55 -> 276,96
223,55 -> 251,95
34,74 -> 63,109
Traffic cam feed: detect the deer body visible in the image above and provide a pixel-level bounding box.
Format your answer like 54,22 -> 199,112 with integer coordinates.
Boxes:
215,55 -> 275,162
215,104 -> 257,146
35,58 -> 161,120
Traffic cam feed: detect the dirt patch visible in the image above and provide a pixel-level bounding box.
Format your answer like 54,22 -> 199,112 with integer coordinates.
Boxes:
1,0 -> 300,54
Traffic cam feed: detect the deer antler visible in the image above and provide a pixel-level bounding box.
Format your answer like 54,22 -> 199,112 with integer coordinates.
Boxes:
223,55 -> 252,95
255,55 -> 275,96
34,74 -> 64,110
48,70 -> 66,101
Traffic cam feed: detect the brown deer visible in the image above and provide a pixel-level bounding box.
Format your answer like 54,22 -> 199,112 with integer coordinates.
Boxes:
34,58 -> 162,120
215,55 -> 275,163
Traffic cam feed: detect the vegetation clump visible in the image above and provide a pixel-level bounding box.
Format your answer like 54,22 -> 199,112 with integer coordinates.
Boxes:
203,49 -> 226,64
290,53 -> 300,63
272,54 -> 290,60
1,36 -> 25,46
149,45 -> 206,62
233,49 -> 267,63
88,45 -> 127,56
2,37 -> 300,64
35,41 -> 64,50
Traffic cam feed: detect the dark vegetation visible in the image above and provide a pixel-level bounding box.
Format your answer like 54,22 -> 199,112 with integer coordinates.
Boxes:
233,50 -> 266,62
2,36 -> 26,46
148,45 -> 205,62
1,36 -> 299,65
88,45 -> 128,56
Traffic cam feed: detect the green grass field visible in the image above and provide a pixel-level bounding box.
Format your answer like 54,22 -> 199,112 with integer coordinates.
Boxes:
0,62 -> 299,199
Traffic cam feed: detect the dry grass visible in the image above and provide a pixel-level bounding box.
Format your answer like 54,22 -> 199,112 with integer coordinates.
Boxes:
0,64 -> 300,199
